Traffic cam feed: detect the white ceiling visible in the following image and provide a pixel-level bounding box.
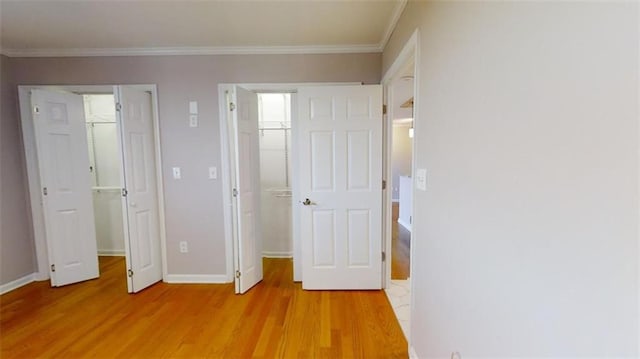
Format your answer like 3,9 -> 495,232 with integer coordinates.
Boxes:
0,0 -> 406,57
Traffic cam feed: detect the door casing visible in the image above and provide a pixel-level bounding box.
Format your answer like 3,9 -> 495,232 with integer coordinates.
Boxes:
18,84 -> 168,285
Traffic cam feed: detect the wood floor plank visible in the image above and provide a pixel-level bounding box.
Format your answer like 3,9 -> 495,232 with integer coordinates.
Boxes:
1,257 -> 407,358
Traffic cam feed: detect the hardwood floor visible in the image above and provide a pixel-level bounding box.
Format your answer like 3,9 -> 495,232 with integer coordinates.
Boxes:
391,203 -> 411,280
1,257 -> 407,358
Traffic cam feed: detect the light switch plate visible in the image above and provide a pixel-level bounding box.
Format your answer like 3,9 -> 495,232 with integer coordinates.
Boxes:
172,167 -> 181,179
208,166 -> 217,179
189,114 -> 198,127
189,101 -> 198,114
416,168 -> 427,191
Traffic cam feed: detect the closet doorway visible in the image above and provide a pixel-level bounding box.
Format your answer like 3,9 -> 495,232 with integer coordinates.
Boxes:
18,85 -> 166,294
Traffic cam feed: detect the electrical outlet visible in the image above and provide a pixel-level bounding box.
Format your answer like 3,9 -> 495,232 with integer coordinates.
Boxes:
209,166 -> 217,179
179,241 -> 188,253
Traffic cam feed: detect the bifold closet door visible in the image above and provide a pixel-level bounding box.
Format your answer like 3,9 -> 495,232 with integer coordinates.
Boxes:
31,89 -> 99,287
115,86 -> 163,293
230,85 -> 263,294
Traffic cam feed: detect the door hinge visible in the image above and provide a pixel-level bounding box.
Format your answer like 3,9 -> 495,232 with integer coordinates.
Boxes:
42,187 -> 48,196
229,102 -> 236,111
382,104 -> 387,115
115,103 -> 122,112
128,269 -> 134,277
382,252 -> 386,262
410,215 -> 412,224
232,188 -> 238,197
382,180 -> 386,190
122,188 -> 128,197
235,270 -> 241,278
51,264 -> 56,272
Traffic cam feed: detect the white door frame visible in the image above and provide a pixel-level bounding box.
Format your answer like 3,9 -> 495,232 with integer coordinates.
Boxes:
381,29 -> 420,350
381,30 -> 420,289
18,84 -> 168,283
218,82 -> 360,284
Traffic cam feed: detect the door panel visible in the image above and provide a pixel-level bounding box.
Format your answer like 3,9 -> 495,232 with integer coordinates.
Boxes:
116,86 -> 163,293
31,89 -> 99,286
232,86 -> 263,294
298,85 -> 383,290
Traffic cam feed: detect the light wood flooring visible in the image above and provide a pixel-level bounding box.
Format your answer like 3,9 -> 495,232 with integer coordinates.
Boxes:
391,203 -> 411,280
1,256 -> 407,358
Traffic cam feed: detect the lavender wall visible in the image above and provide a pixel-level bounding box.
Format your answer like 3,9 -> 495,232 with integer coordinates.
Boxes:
2,53 -> 381,281
1,54 -> 37,284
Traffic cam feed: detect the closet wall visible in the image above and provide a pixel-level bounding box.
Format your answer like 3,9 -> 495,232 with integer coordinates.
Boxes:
84,94 -> 125,256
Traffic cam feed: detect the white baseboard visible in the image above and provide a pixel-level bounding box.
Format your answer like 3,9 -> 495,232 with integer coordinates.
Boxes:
164,274 -> 230,284
397,218 -> 412,232
409,345 -> 419,359
0,273 -> 36,295
98,250 -> 125,256
262,251 -> 293,258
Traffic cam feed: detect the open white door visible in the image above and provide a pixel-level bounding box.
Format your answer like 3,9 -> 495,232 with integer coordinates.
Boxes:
115,86 -> 163,293
31,89 -> 99,287
298,85 -> 383,290
230,86 -> 263,294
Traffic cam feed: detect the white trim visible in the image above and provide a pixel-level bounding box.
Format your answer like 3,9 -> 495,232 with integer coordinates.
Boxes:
381,28 -> 420,355
219,85 -> 235,283
232,82 -> 362,92
382,29 -> 419,291
397,218 -> 412,233
262,251 -> 293,258
392,198 -> 400,203
97,250 -> 126,256
379,0 -> 408,51
637,3 -> 640,355
409,345 -> 419,359
0,273 -> 36,295
1,44 -> 381,58
164,274 -> 230,284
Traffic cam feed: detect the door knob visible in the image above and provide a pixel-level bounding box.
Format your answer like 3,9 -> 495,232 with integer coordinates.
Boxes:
302,198 -> 312,206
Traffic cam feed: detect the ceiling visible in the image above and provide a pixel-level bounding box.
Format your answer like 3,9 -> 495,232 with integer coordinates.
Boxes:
0,0 -> 406,57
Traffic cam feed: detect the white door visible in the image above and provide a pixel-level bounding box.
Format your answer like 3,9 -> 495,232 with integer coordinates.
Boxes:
230,86 -> 263,294
298,85 -> 383,290
115,86 -> 163,293
31,89 -> 99,286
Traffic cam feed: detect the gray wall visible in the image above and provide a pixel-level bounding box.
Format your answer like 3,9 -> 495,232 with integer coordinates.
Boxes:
384,1 -> 638,357
2,53 -> 381,282
1,54 -> 37,285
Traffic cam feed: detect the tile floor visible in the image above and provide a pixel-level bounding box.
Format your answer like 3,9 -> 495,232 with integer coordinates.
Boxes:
385,279 -> 410,339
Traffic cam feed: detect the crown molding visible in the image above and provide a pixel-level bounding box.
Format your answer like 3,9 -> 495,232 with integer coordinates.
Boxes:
379,0 -> 408,51
0,44 -> 382,58
0,0 -> 407,58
